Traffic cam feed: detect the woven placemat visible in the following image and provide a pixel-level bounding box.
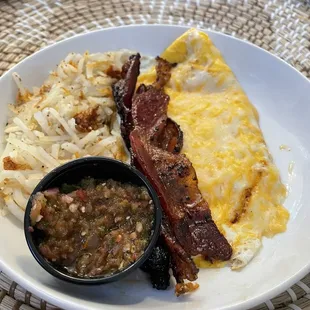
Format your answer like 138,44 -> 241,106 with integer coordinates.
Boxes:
0,0 -> 309,309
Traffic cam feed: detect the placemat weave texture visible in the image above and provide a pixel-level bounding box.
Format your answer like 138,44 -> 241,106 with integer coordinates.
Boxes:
0,0 -> 309,310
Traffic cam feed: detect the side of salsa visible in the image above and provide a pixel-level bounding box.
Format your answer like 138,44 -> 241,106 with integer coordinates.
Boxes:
30,178 -> 154,278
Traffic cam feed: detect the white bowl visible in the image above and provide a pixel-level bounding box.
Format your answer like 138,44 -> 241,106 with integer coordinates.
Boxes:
0,25 -> 310,310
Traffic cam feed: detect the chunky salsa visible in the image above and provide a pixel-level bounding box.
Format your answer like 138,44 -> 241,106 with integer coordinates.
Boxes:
30,178 -> 154,278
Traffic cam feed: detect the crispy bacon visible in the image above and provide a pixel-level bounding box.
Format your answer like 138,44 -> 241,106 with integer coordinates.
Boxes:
130,84 -> 231,259
112,55 -> 232,294
113,55 -> 198,289
158,118 -> 183,154
133,84 -> 183,154
153,56 -> 177,89
112,54 -> 141,148
140,235 -> 171,290
130,129 -> 232,260
161,216 -> 198,283
113,56 -> 187,289
113,57 -> 183,152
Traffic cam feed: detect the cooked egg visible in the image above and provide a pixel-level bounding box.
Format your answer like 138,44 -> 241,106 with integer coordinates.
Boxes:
138,28 -> 289,269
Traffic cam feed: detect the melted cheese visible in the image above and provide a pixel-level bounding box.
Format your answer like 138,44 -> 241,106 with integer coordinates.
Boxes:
138,28 -> 289,269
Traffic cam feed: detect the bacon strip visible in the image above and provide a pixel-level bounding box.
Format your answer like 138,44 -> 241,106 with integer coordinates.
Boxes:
161,215 -> 198,283
130,126 -> 232,260
112,54 -> 141,148
130,82 -> 231,259
112,55 -> 232,294
139,234 -> 171,290
113,56 -> 193,288
153,56 -> 177,89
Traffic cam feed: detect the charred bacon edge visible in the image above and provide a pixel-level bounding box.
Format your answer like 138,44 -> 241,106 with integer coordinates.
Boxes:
112,54 -> 141,148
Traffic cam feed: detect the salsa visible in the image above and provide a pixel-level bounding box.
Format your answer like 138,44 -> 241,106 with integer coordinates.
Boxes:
30,178 -> 154,278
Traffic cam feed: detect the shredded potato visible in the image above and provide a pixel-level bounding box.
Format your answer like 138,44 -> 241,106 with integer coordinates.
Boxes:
0,50 -> 134,221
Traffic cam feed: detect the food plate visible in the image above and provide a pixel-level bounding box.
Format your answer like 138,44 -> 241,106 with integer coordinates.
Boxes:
0,25 -> 310,310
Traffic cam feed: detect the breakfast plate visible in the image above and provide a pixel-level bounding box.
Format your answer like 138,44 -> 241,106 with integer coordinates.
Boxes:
0,25 -> 310,310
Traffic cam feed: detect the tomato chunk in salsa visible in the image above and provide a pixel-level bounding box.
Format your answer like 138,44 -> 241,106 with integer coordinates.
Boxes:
30,178 -> 154,278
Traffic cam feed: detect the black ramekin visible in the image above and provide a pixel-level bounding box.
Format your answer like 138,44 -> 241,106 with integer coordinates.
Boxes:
24,156 -> 162,285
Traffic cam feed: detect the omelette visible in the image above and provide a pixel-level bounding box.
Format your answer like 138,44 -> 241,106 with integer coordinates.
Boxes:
138,28 -> 289,270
